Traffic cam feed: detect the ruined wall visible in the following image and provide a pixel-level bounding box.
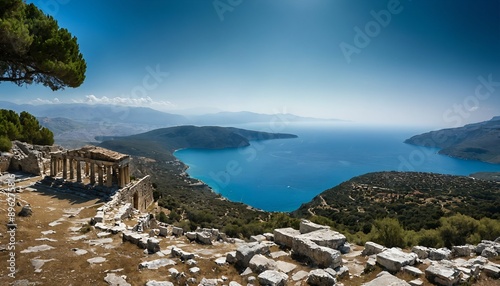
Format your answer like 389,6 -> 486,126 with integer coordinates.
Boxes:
0,153 -> 12,172
8,141 -> 61,176
119,175 -> 154,212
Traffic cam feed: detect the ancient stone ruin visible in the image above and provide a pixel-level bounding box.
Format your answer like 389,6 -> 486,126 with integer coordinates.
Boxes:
49,146 -> 131,188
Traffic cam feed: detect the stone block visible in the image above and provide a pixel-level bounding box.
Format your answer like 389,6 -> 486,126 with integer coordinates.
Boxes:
249,254 -> 277,273
339,242 -> 351,254
274,228 -> 301,248
429,248 -> 451,261
235,242 -> 270,267
196,231 -> 213,245
292,236 -> 342,268
276,261 -> 296,273
481,247 -> 498,258
299,219 -> 330,234
483,264 -> 500,278
171,247 -> 194,261
362,241 -> 386,256
307,269 -> 336,286
376,248 -> 417,272
139,258 -> 175,270
297,228 -> 346,250
147,238 -> 160,254
412,246 -> 429,259
363,271 -> 410,286
452,245 -> 471,257
403,265 -> 423,276
425,263 -> 460,286
171,226 -> 183,236
185,232 -> 197,241
226,251 -> 237,264
258,270 -> 288,286
250,234 -> 267,242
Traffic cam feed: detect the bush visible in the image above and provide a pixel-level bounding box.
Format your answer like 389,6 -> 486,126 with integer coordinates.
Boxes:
156,211 -> 168,223
478,217 -> 500,241
417,229 -> 443,248
369,217 -> 405,248
0,136 -> 12,152
439,214 -> 479,248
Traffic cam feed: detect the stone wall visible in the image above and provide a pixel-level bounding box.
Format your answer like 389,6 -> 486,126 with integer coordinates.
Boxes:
7,141 -> 60,175
119,175 -> 154,212
0,153 -> 12,173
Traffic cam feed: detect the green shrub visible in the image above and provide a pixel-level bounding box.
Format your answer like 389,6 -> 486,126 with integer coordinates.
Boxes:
478,217 -> 500,241
369,217 -> 405,248
439,214 -> 479,248
156,211 -> 168,223
0,136 -> 12,152
417,228 -> 443,247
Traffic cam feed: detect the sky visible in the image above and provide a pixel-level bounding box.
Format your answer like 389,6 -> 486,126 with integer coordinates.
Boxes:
1,0 -> 499,127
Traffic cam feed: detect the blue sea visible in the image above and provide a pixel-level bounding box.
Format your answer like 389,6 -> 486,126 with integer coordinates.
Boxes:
174,122 -> 500,212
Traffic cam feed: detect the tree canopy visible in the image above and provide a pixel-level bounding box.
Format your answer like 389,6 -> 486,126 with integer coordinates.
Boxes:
0,0 -> 86,90
0,109 -> 54,151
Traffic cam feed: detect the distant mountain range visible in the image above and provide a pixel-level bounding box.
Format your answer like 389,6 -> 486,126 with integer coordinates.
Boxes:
405,116 -> 500,164
0,101 -> 339,147
0,101 -> 340,126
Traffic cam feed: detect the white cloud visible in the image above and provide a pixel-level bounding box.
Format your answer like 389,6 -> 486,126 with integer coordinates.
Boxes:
29,98 -> 61,105
72,95 -> 176,109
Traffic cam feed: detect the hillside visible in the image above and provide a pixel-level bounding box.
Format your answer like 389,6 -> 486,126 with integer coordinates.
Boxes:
405,117 -> 500,163
98,125 -> 297,160
294,171 -> 500,233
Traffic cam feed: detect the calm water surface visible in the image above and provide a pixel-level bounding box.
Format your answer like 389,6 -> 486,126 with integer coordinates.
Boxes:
174,123 -> 500,211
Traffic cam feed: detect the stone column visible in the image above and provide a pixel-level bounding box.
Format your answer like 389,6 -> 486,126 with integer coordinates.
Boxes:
119,166 -> 125,188
90,163 -> 95,185
50,156 -> 55,177
62,155 -> 67,179
69,158 -> 74,180
85,162 -> 89,176
98,164 -> 104,186
106,166 -> 112,187
76,160 -> 82,183
124,165 -> 129,184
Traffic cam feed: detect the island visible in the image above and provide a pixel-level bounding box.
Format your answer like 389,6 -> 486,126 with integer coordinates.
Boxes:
404,116 -> 500,164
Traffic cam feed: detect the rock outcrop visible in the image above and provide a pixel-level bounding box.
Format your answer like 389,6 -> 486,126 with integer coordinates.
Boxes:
274,220 -> 347,269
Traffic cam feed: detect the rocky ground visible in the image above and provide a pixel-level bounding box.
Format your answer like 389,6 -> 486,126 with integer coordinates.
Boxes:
0,172 -> 499,286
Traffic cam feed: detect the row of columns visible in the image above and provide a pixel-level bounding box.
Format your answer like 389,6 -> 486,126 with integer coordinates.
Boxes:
50,155 -> 130,188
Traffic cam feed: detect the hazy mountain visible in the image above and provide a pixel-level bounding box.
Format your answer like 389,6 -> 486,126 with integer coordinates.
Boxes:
0,102 -> 340,126
188,111 -> 343,125
405,117 -> 500,164
0,102 -> 188,126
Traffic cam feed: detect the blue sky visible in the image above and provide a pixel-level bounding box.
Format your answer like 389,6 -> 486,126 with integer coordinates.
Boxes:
1,0 -> 499,127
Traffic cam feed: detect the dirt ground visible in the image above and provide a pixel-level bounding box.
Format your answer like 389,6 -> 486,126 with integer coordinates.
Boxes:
0,173 -> 247,286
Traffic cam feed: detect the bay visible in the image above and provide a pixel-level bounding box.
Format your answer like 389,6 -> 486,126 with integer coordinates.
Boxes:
174,123 -> 500,212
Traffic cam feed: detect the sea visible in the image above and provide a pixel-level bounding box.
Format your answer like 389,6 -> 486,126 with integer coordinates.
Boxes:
174,122 -> 500,212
